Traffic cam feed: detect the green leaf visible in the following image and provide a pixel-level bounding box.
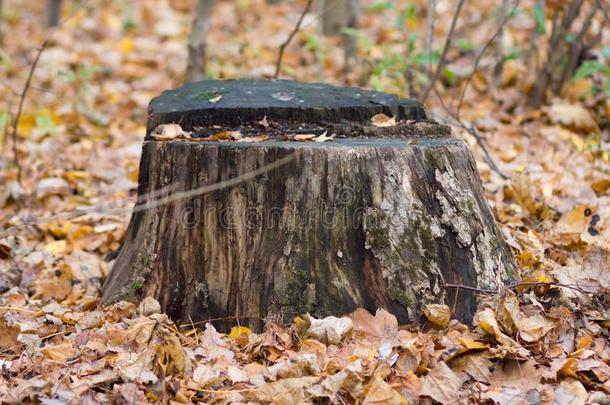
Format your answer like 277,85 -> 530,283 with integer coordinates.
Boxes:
0,111 -> 7,143
414,51 -> 440,66
405,3 -> 417,25
367,1 -> 393,12
406,32 -> 419,54
574,61 -> 607,79
456,39 -> 474,52
35,114 -> 57,134
505,49 -> 522,61
369,75 -> 384,92
533,4 -> 546,34
442,67 -> 457,86
303,33 -> 321,51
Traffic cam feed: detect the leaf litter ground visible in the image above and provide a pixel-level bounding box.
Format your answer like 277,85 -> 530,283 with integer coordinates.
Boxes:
0,0 -> 609,403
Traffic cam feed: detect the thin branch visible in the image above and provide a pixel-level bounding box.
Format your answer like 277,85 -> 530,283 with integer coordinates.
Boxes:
419,0 -> 466,102
274,0 -> 313,79
444,281 -> 602,296
434,86 -> 509,179
598,0 -> 610,25
456,0 -> 521,120
10,37 -> 53,184
425,0 -> 436,78
0,152 -> 296,239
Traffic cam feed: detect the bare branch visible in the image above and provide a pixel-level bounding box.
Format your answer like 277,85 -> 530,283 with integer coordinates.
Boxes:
434,87 -> 509,180
425,0 -> 436,78
275,0 -> 313,79
10,37 -> 53,184
419,0 -> 466,102
456,0 -> 521,120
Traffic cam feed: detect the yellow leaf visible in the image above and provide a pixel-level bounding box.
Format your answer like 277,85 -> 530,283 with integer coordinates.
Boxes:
228,325 -> 251,340
44,240 -> 67,255
423,304 -> 451,329
536,273 -> 553,283
458,337 -> 489,351
576,335 -> 593,350
119,37 -> 134,53
591,179 -> 610,196
156,334 -> 185,376
63,170 -> 90,185
45,221 -> 73,238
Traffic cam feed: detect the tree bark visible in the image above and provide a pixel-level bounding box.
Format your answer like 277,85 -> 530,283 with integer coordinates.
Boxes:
46,0 -> 63,28
185,0 -> 215,83
102,80 -> 516,331
103,138 -> 516,331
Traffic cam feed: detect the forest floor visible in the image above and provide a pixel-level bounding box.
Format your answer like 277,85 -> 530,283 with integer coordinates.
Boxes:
0,0 -> 609,403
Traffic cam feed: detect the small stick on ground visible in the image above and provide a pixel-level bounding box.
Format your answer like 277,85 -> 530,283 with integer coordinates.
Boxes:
274,0 -> 313,79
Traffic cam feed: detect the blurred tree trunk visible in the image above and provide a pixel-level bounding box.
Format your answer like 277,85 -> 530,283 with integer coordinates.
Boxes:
186,0 -> 215,83
46,0 -> 63,28
528,0 -> 599,107
318,0 -> 360,68
318,0 -> 356,35
343,0 -> 359,68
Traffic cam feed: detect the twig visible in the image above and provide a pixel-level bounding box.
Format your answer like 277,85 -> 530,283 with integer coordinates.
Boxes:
274,0 -> 313,79
425,0 -> 436,78
433,86 -> 509,179
185,386 -> 254,394
179,315 -> 265,328
0,306 -> 42,314
419,0 -> 466,102
10,36 -> 53,184
0,152 -> 296,239
444,281 -> 601,296
443,283 -> 497,294
598,0 -> 610,24
456,0 -> 521,120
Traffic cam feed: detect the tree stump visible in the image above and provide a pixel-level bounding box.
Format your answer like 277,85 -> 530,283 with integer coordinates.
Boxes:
102,79 -> 516,330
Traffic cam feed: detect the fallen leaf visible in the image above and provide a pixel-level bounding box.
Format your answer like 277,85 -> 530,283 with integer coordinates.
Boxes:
553,378 -> 588,405
41,340 -> 77,362
350,308 -> 398,341
545,102 -> 599,133
362,376 -> 406,404
313,131 -> 334,142
423,304 -> 451,328
236,134 -> 269,142
420,362 -> 463,403
305,314 -> 352,345
151,123 -> 190,140
138,296 -> 161,316
371,113 -> 396,127
292,134 -> 316,141
209,94 -> 223,103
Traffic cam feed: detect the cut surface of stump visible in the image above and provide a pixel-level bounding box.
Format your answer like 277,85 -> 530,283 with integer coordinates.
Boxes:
103,79 -> 516,331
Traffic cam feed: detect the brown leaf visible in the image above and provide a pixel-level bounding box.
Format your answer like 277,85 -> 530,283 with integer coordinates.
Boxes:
423,304 -> 451,329
420,362 -> 464,403
350,308 -> 398,341
371,113 -> 396,127
362,376 -> 406,404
